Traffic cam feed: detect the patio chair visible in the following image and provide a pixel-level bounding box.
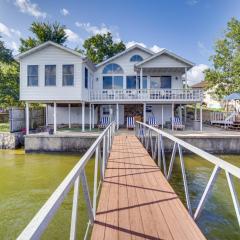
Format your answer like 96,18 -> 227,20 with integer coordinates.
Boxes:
127,116 -> 135,129
148,116 -> 158,128
98,116 -> 110,129
173,117 -> 185,130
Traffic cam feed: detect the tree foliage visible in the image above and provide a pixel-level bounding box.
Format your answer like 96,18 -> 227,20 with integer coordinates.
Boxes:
82,32 -> 126,64
0,36 -> 13,63
205,17 -> 240,98
19,22 -> 68,52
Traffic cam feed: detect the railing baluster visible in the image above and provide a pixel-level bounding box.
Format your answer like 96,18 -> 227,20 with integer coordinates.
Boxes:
157,133 -> 161,168
178,144 -> 192,215
93,146 -> 99,217
167,142 -> 177,180
102,135 -> 106,179
70,176 -> 80,240
80,170 -> 94,224
160,134 -> 167,176
194,165 -> 221,220
150,130 -> 154,157
225,171 -> 240,226
153,134 -> 158,160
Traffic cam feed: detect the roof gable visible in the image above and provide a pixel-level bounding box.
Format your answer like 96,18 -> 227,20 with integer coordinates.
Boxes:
135,49 -> 194,69
96,44 -> 154,68
15,41 -> 84,60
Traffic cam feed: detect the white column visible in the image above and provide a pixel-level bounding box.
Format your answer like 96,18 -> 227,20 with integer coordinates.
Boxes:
53,102 -> 57,134
68,103 -> 71,129
185,67 -> 188,89
89,104 -> 92,131
140,68 -> 143,89
194,103 -> 197,121
143,103 -> 146,123
25,102 -> 29,135
180,104 -> 182,122
184,105 -> 187,123
45,104 -> 48,126
172,103 -> 174,131
82,102 -> 85,132
92,104 -> 95,129
161,105 -> 164,129
116,103 -> 119,129
200,103 -> 203,131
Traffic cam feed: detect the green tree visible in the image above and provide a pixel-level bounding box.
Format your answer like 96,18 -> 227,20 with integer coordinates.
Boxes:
19,22 -> 68,52
0,62 -> 21,108
0,36 -> 13,63
82,32 -> 126,64
205,17 -> 240,98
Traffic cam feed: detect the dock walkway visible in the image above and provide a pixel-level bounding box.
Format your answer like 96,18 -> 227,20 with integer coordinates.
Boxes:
91,135 -> 206,240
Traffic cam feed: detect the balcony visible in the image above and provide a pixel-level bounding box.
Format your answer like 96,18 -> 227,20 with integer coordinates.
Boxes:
89,88 -> 203,103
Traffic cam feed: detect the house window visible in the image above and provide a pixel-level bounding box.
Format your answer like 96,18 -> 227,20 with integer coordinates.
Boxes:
127,76 -> 137,89
27,65 -> 38,86
142,76 -> 148,89
45,65 -> 56,86
130,55 -> 143,62
150,76 -> 172,89
102,63 -> 123,74
103,76 -> 123,89
62,65 -> 74,86
85,67 -> 88,88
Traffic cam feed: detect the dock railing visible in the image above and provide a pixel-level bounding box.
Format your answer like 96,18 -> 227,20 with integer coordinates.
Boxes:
17,122 -> 116,240
135,121 -> 240,226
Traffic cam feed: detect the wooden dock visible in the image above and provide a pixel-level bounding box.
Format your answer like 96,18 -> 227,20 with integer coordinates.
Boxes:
91,135 -> 206,240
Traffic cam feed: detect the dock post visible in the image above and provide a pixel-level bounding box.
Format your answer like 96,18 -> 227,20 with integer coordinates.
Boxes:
68,103 -> 71,129
200,103 -> 203,131
53,102 -> 57,134
82,102 -> 85,132
25,102 -> 29,135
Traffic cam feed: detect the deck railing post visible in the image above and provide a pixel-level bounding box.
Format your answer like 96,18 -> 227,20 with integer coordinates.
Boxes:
70,176 -> 80,240
167,142 -> 177,180
102,135 -> 106,179
93,146 -> 99,218
178,144 -> 192,215
159,134 -> 167,176
157,133 -> 161,168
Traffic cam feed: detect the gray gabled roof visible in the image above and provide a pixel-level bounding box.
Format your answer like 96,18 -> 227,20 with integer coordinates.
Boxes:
15,41 -> 85,60
135,49 -> 195,68
96,44 -> 154,68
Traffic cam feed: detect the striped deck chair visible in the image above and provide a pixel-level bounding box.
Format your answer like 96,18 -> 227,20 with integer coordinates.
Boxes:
98,116 -> 110,129
173,117 -> 185,130
148,117 -> 158,128
127,117 -> 135,129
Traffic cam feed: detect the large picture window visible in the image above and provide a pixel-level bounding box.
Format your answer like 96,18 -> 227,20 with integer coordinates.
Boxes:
27,65 -> 38,86
45,65 -> 56,86
103,76 -> 123,89
150,76 -> 171,89
62,65 -> 74,86
102,63 -> 123,74
127,76 -> 137,89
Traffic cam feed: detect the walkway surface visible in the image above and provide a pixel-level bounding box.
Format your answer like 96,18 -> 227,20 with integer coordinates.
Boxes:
91,135 -> 206,240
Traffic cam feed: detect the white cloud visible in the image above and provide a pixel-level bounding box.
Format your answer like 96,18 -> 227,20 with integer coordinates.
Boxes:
186,0 -> 199,5
65,29 -> 83,43
126,41 -> 147,49
0,22 -> 11,37
60,8 -> 69,16
187,64 -> 209,86
10,41 -> 18,51
10,28 -> 21,37
150,45 -> 164,53
15,0 -> 46,18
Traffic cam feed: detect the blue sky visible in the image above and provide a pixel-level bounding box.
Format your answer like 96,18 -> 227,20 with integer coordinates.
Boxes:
0,0 -> 240,83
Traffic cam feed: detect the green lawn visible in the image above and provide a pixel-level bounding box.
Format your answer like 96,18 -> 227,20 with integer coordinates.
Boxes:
0,123 -> 9,132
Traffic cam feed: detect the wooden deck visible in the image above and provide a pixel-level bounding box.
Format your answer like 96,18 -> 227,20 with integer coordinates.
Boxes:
91,135 -> 206,240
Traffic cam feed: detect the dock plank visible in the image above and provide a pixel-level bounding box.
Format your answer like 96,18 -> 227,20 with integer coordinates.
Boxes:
91,135 -> 206,240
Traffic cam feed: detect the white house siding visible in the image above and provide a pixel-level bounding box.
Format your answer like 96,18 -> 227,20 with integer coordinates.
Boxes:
20,45 -> 83,101
82,62 -> 94,101
94,48 -> 152,90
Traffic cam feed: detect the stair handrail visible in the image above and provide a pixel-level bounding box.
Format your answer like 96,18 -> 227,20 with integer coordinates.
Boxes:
224,111 -> 237,128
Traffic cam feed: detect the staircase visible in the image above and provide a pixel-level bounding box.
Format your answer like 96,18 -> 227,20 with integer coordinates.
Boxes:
228,113 -> 240,130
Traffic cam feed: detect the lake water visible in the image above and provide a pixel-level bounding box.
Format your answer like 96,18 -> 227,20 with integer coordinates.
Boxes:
0,150 -> 239,239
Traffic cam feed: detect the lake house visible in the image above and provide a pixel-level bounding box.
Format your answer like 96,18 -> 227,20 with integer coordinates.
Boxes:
15,41 -> 203,134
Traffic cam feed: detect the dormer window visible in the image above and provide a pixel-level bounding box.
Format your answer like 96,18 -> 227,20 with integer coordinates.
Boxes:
130,55 -> 143,62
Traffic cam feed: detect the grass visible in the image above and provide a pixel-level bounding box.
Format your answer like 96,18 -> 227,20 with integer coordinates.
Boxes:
0,123 -> 9,132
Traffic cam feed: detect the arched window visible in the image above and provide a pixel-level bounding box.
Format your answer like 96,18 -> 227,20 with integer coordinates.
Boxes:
102,63 -> 124,74
130,55 -> 143,62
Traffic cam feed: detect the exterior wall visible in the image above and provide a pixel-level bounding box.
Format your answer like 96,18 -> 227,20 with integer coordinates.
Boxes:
82,62 -> 94,101
94,48 -> 152,90
20,45 -> 84,101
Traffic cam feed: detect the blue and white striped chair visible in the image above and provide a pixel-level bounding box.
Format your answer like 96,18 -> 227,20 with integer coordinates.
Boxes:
148,117 -> 158,128
127,117 -> 135,129
173,117 -> 185,130
98,116 -> 110,129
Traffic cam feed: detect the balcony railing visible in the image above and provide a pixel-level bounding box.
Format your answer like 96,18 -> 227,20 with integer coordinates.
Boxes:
89,88 -> 203,102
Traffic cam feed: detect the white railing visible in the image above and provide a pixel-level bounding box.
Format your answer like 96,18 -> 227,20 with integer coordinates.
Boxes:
210,111 -> 233,124
17,122 -> 116,240
135,121 -> 240,226
89,88 -> 203,102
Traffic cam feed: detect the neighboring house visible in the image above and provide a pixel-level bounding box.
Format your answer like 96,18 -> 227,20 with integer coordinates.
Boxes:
15,41 -> 203,134
191,81 -> 222,109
